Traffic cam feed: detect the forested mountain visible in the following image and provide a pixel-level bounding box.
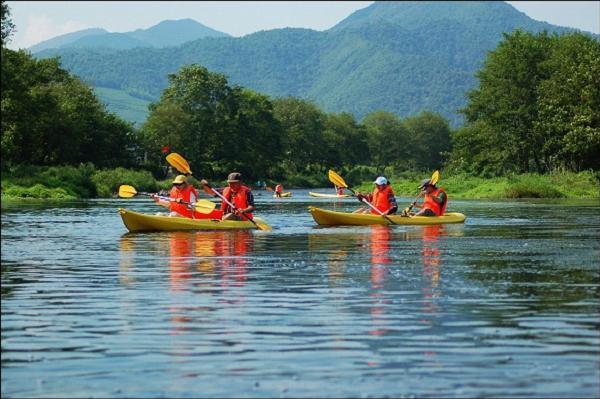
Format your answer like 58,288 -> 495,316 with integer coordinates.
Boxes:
35,1 -> 586,126
29,19 -> 229,52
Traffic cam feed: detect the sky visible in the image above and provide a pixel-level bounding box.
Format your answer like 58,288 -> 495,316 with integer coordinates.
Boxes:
5,1 -> 600,50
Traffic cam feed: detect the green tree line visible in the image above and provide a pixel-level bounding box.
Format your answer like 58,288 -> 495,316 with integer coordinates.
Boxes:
2,1 -> 598,190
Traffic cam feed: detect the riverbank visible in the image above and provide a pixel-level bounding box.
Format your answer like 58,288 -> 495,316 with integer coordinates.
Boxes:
2,165 -> 598,200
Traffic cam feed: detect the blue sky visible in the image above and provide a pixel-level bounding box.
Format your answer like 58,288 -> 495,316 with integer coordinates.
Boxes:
5,1 -> 600,50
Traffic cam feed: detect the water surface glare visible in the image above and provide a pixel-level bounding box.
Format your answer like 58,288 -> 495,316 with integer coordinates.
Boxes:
2,191 -> 599,398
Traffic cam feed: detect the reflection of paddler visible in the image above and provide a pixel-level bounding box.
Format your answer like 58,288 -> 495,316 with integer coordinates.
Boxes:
169,231 -> 193,290
369,225 -> 392,336
215,231 -> 252,287
421,225 -> 446,321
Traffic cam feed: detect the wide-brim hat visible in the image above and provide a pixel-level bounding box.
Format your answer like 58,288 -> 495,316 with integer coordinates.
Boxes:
172,175 -> 187,184
419,178 -> 432,189
227,172 -> 242,182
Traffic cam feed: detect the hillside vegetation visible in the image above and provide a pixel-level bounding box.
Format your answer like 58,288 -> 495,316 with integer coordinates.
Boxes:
34,1 -> 582,126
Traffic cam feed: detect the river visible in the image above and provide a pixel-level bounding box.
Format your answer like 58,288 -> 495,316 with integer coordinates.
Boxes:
2,190 -> 599,398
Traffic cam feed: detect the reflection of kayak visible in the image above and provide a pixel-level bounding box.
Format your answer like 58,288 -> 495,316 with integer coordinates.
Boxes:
119,208 -> 267,232
309,192 -> 352,198
309,206 -> 466,226
273,192 -> 292,198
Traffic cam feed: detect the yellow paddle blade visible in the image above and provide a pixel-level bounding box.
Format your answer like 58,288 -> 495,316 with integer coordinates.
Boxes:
431,170 -> 440,186
193,199 -> 217,214
328,169 -> 348,189
118,185 -> 138,198
166,152 -> 192,175
254,219 -> 273,231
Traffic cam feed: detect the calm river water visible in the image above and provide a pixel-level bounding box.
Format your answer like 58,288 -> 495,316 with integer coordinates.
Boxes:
2,190 -> 599,398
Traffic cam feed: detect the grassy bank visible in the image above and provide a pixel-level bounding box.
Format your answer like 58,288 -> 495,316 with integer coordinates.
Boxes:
355,170 -> 599,199
2,165 -> 598,201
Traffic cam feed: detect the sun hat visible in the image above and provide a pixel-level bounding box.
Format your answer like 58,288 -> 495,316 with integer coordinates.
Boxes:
172,175 -> 187,184
227,172 -> 242,182
373,176 -> 388,185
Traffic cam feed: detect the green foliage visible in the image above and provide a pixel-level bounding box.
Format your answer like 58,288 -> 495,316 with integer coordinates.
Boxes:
91,167 -> 158,197
454,31 -> 600,176
2,183 -> 77,200
1,0 -> 15,46
1,47 -> 137,170
2,164 -> 97,198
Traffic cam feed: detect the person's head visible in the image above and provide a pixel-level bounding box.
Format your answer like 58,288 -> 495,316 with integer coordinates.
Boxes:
373,176 -> 388,188
172,175 -> 188,189
419,178 -> 436,193
227,172 -> 242,190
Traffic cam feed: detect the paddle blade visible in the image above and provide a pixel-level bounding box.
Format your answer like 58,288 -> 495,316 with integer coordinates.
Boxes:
328,170 -> 348,189
431,170 -> 440,186
118,185 -> 138,198
254,219 -> 273,231
193,199 -> 217,214
166,152 -> 192,175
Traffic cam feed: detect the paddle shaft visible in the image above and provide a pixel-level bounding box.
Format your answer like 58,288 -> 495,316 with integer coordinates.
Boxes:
203,183 -> 259,227
346,186 -> 397,225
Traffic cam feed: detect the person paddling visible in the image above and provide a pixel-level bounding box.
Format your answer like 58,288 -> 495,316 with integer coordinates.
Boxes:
274,184 -> 283,198
354,176 -> 398,215
153,175 -> 201,218
411,178 -> 447,217
201,172 -> 255,221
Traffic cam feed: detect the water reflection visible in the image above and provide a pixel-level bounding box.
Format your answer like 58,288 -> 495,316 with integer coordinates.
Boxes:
369,226 -> 392,337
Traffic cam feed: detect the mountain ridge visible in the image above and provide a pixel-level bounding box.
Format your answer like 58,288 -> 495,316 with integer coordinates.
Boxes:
34,1 -> 591,126
29,18 -> 229,52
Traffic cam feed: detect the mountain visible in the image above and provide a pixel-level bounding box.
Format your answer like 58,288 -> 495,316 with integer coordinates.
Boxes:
29,19 -> 229,52
29,28 -> 108,53
35,1 -> 586,126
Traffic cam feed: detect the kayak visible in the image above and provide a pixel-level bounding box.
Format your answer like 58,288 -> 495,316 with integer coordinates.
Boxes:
119,208 -> 269,232
309,206 -> 466,226
309,192 -> 352,198
273,192 -> 292,198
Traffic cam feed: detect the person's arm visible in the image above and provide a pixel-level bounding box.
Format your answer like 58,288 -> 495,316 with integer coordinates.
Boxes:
385,192 -> 398,215
234,191 -> 255,215
433,191 -> 446,205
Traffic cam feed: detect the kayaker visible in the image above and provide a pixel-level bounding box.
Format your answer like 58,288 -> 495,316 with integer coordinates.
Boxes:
335,185 -> 345,196
274,184 -> 283,198
153,175 -> 201,218
354,176 -> 398,215
201,172 -> 255,221
410,178 -> 447,217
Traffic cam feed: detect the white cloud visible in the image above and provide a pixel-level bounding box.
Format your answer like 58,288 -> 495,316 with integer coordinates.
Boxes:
16,14 -> 89,49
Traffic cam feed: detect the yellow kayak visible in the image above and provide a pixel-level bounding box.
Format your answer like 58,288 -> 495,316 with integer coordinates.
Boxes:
273,192 -> 292,198
119,208 -> 269,232
308,192 -> 352,198
309,206 -> 466,226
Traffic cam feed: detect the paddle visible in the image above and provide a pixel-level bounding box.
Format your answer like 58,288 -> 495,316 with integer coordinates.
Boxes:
118,184 -> 217,214
403,170 -> 440,216
165,153 -> 272,231
201,181 -> 272,231
327,169 -> 397,226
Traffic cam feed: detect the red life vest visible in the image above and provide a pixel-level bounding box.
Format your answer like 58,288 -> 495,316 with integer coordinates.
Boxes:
275,184 -> 283,194
370,185 -> 395,215
422,187 -> 447,216
169,185 -> 222,219
222,185 -> 254,219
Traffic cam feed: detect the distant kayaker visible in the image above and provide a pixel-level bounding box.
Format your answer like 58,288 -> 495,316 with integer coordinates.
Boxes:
153,175 -> 201,218
201,172 -> 255,221
411,178 -> 447,217
274,184 -> 283,198
335,185 -> 345,196
354,176 -> 398,215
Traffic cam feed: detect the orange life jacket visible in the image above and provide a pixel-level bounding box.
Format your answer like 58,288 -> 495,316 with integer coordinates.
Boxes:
222,185 -> 254,219
169,185 -> 222,219
370,185 -> 396,215
422,187 -> 447,216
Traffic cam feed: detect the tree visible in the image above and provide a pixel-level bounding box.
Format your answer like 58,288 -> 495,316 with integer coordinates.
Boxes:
1,1 -> 15,46
362,110 -> 409,174
403,111 -> 451,170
